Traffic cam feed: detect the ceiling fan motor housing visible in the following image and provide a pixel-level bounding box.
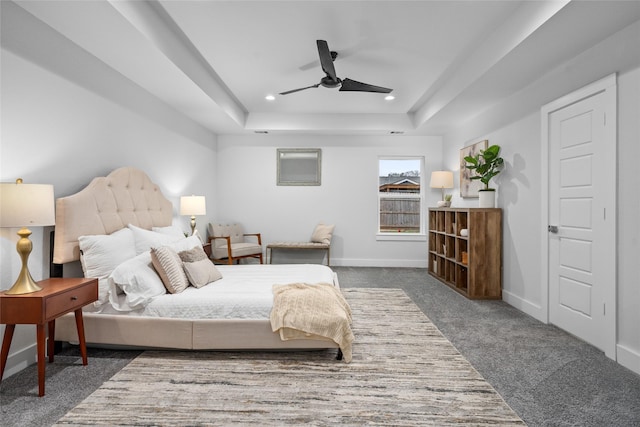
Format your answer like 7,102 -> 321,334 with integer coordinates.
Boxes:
320,76 -> 341,88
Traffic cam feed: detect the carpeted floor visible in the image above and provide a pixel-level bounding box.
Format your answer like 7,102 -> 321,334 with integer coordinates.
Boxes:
1,267 -> 639,426
54,289 -> 524,426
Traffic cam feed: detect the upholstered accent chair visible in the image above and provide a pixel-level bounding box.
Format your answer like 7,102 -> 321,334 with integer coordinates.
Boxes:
207,223 -> 263,264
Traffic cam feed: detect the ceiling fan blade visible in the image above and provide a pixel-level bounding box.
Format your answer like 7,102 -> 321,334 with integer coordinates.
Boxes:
298,51 -> 338,71
339,78 -> 393,93
279,83 -> 321,95
317,40 -> 338,82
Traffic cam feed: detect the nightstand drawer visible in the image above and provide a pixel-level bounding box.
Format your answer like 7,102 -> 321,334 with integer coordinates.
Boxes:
45,281 -> 97,319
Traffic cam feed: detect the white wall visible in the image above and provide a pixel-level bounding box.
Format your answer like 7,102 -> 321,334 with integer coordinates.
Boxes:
0,6 -> 217,377
442,21 -> 640,375
216,134 -> 442,267
444,113 -> 543,316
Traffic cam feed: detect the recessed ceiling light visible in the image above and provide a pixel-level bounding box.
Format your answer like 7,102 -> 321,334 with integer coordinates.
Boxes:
265,95 -> 275,101
385,95 -> 395,101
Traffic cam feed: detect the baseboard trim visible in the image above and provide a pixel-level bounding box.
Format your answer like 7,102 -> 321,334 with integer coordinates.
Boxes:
2,342 -> 37,380
502,289 -> 546,323
331,258 -> 428,268
616,344 -> 640,376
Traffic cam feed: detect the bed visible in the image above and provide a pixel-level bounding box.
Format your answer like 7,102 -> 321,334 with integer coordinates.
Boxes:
51,167 -> 351,360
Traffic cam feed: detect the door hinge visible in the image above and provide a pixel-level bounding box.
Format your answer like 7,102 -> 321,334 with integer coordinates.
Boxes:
603,303 -> 606,315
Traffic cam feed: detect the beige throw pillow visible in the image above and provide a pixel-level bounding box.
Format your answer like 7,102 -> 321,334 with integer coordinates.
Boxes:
179,246 -> 222,288
311,223 -> 335,245
151,246 -> 189,294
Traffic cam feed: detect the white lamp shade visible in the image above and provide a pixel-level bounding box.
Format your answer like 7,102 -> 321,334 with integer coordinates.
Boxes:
429,171 -> 454,189
0,182 -> 55,228
180,195 -> 206,216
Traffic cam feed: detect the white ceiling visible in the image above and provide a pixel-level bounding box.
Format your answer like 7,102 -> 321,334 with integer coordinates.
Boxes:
12,0 -> 640,136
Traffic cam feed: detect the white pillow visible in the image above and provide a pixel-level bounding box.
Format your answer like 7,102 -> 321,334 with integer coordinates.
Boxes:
310,223 -> 335,245
107,251 -> 166,312
93,278 -> 110,309
128,224 -> 183,254
152,225 -> 186,239
165,235 -> 202,253
78,228 -> 136,307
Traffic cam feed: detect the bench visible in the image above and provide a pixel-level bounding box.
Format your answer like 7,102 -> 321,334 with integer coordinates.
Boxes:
266,242 -> 331,266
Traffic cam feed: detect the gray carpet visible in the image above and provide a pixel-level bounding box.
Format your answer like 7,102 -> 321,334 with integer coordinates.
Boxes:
1,267 -> 639,426
54,289 -> 525,426
338,267 -> 640,427
0,347 -> 141,426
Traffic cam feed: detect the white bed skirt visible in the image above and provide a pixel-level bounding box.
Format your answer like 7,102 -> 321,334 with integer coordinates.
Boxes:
55,314 -> 337,350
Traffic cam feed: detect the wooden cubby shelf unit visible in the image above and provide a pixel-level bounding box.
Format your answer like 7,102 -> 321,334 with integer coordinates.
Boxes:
428,208 -> 502,299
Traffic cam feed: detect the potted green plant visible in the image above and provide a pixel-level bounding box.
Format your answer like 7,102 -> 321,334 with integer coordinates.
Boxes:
436,193 -> 452,208
463,144 -> 504,208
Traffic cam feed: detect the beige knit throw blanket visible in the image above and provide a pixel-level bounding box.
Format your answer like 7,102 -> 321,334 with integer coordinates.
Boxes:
271,283 -> 354,362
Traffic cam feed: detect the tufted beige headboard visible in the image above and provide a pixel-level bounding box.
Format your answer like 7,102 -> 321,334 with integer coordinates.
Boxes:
53,167 -> 173,264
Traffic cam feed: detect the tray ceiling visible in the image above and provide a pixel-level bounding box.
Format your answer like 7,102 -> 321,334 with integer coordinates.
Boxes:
10,0 -> 640,135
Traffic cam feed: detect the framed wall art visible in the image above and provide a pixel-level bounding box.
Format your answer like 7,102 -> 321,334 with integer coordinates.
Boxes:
459,139 -> 488,198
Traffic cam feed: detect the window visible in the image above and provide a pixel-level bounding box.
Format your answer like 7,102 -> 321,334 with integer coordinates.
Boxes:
378,157 -> 424,236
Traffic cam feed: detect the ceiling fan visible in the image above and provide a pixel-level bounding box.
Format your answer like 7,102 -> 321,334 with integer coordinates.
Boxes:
279,40 -> 393,96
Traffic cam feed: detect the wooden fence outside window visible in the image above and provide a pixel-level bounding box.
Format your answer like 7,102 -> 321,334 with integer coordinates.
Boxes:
379,193 -> 420,233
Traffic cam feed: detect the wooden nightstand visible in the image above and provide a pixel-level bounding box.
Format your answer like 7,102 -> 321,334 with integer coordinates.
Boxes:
0,277 -> 98,396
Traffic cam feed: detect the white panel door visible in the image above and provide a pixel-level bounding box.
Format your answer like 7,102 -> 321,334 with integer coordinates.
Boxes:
547,86 -> 616,356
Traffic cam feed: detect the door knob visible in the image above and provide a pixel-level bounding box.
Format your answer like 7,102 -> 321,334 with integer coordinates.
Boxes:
548,225 -> 558,233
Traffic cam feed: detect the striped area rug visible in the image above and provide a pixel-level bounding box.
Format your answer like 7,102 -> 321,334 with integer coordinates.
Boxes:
55,289 -> 525,426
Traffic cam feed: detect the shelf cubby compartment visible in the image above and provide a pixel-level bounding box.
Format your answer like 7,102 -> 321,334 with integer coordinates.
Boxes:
445,260 -> 456,284
436,210 -> 445,232
455,265 -> 468,290
456,211 -> 468,233
429,211 -> 437,231
435,233 -> 445,255
445,211 -> 456,234
429,232 -> 437,253
444,235 -> 455,259
457,239 -> 468,264
429,253 -> 438,274
436,256 -> 446,279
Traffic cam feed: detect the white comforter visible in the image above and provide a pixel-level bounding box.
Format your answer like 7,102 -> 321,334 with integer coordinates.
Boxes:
98,264 -> 337,320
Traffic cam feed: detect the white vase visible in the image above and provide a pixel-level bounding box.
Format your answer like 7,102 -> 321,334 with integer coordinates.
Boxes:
478,190 -> 495,208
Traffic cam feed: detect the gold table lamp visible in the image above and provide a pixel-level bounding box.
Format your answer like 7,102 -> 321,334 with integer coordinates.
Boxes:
0,179 -> 55,294
179,195 -> 206,236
